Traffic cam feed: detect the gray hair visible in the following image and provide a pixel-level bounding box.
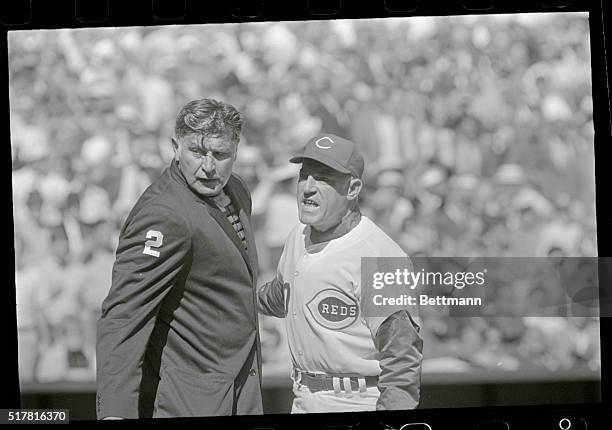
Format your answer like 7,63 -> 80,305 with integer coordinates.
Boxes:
174,98 -> 242,143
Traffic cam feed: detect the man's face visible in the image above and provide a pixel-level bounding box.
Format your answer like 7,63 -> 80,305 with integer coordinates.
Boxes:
173,132 -> 237,198
297,159 -> 352,232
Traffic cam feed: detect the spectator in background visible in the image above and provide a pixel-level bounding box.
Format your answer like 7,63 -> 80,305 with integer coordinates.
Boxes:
261,165 -> 300,275
507,187 -> 554,256
233,143 -> 269,223
368,167 -> 414,237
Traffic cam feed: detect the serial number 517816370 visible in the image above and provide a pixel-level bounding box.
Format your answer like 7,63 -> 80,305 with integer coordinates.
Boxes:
1,409 -> 69,424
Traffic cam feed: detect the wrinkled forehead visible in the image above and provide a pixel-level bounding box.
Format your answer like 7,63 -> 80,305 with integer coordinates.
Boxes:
181,132 -> 237,151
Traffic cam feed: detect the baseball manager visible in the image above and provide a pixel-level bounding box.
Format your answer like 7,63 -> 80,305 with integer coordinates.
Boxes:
96,98 -> 263,418
258,133 -> 423,413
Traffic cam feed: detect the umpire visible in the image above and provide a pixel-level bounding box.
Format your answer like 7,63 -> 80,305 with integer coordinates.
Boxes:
96,99 -> 263,418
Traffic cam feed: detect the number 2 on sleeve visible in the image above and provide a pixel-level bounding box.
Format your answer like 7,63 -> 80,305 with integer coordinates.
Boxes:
143,230 -> 164,257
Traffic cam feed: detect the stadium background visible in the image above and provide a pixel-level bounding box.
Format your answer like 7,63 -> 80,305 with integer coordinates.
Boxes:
9,14 -> 600,418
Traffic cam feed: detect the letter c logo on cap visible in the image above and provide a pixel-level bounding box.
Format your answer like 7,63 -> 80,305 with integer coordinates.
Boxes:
315,136 -> 333,149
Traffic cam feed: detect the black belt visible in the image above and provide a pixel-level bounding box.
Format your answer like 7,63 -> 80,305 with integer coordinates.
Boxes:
296,370 -> 379,393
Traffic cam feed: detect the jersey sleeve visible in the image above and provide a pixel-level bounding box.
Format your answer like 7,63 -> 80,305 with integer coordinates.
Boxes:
96,203 -> 192,419
354,240 -> 423,410
374,310 -> 423,410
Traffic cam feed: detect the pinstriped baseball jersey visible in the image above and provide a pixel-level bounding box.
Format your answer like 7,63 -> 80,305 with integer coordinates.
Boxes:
277,216 -> 407,376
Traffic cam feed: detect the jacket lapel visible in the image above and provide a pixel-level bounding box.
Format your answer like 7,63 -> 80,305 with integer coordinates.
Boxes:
226,175 -> 258,278
204,201 -> 254,280
238,205 -> 258,279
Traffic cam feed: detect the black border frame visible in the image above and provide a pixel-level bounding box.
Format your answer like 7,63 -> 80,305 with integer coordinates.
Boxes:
2,1 -> 610,428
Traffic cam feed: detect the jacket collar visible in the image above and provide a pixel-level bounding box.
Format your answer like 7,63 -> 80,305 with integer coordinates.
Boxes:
168,159 -> 193,195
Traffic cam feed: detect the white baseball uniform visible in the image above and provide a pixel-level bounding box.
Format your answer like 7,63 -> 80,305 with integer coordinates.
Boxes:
258,215 -> 423,413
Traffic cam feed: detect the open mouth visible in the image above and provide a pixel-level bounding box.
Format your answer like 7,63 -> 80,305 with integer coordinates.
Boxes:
198,178 -> 219,186
302,198 -> 319,208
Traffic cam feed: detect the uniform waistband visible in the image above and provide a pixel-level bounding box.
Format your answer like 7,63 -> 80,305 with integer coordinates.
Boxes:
293,368 -> 379,394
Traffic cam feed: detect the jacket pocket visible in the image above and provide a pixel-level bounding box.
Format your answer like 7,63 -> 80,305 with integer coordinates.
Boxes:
153,366 -> 234,418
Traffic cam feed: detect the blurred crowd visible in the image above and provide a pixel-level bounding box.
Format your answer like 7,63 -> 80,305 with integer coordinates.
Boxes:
10,14 -> 600,385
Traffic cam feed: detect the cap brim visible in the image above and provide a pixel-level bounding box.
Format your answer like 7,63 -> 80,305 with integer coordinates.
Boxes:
289,153 -> 352,175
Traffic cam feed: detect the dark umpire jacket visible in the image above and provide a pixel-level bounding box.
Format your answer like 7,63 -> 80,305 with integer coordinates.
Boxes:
96,160 -> 263,418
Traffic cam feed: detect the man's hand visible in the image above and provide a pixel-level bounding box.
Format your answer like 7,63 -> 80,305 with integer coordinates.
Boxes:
257,275 -> 289,318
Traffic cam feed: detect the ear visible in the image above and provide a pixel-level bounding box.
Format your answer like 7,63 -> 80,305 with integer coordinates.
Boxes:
232,143 -> 238,161
347,177 -> 363,201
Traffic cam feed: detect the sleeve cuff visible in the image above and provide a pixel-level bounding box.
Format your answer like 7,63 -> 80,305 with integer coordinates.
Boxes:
376,385 -> 419,410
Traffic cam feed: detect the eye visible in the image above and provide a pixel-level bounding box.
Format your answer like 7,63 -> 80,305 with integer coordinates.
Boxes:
314,175 -> 330,183
214,151 -> 231,159
191,150 -> 204,158
299,171 -> 330,183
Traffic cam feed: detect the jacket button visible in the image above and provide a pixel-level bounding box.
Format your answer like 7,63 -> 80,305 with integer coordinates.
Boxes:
294,270 -> 299,276
249,369 -> 257,376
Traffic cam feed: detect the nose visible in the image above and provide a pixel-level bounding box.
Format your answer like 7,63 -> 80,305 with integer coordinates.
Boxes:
201,153 -> 216,175
304,175 -> 316,193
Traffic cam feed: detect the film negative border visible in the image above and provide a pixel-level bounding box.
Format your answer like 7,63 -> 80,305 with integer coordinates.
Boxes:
2,0 -> 611,429
0,0 -> 584,27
